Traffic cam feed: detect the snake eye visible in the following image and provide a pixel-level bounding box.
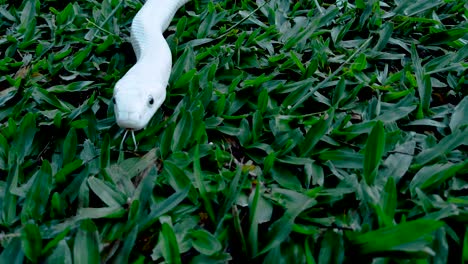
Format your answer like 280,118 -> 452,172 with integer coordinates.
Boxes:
112,97 -> 116,104
148,96 -> 154,106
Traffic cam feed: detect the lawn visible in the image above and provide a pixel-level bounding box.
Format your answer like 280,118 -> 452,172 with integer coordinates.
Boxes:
0,0 -> 467,263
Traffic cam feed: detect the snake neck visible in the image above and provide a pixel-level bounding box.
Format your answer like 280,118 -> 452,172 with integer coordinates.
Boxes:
128,0 -> 189,85
135,0 -> 190,33
130,35 -> 172,85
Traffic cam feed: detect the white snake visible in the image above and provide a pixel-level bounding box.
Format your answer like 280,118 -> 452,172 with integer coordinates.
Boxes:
113,0 -> 190,147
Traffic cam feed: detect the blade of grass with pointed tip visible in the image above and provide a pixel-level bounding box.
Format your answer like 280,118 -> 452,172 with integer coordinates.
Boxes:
248,183 -> 261,257
73,220 -> 100,264
332,77 -> 346,107
376,105 -> 416,122
319,150 -> 364,169
12,112 -> 37,164
189,229 -> 222,256
2,160 -> 19,225
113,225 -> 138,263
48,81 -> 94,93
164,161 -> 192,193
257,189 -> 316,256
76,207 -> 126,219
232,205 -> 248,256
107,148 -> 158,180
257,199 -> 316,256
100,133 -> 110,169
141,187 -> 189,231
33,87 -> 72,112
21,223 -> 42,263
420,28 -> 468,45
159,216 -> 182,264
413,127 -> 468,168
0,238 -> 24,263
171,111 -> 193,152
363,121 -> 385,185
41,227 -> 71,256
301,109 -> 334,157
18,0 -> 36,33
45,240 -> 72,264
348,219 -> 444,256
449,96 -> 468,132
193,144 -> 215,222
68,45 -> 93,70
21,160 -> 52,221
132,166 -> 158,219
221,166 -> 247,216
55,159 -> 83,184
270,165 -> 302,190
411,44 -> 432,118
170,46 -> 195,84
87,177 -> 127,207
410,161 -> 468,193
63,127 -> 77,165
374,22 -> 393,51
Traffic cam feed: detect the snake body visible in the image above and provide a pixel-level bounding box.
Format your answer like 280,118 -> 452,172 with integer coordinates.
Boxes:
113,0 -> 190,131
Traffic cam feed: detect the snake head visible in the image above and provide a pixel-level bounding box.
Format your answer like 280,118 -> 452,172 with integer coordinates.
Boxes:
113,81 -> 166,130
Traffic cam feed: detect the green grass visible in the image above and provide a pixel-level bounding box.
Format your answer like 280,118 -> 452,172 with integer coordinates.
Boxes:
1,0 -> 467,263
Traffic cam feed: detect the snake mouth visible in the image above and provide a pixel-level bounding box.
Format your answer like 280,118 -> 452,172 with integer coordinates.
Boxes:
116,111 -> 145,130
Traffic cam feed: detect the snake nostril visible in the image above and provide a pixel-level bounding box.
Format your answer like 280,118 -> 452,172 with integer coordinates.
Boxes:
148,96 -> 154,106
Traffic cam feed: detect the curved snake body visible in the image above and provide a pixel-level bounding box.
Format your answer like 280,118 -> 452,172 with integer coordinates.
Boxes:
113,0 -> 190,131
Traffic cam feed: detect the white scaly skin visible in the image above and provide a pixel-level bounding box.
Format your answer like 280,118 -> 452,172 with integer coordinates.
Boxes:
113,0 -> 190,131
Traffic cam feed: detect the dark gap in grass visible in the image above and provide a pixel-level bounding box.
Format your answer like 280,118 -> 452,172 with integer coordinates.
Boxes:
118,42 -> 137,65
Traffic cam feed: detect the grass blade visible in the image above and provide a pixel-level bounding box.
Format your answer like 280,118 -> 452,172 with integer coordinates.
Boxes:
193,144 -> 215,223
363,121 -> 385,185
348,219 -> 444,256
73,220 -> 100,264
